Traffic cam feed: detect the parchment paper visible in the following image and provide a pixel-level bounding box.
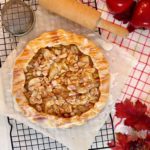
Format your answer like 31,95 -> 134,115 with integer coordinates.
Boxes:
0,7 -> 137,150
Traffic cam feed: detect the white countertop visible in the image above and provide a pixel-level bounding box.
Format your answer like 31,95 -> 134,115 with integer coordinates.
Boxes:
0,116 -> 12,150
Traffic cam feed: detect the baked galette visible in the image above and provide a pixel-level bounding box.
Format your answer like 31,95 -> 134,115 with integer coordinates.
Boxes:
12,29 -> 110,128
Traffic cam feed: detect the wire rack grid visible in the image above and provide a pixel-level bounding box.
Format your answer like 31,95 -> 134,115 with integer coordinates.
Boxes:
0,0 -> 116,150
8,115 -> 115,150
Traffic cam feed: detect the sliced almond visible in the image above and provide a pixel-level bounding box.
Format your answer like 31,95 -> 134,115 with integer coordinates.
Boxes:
77,87 -> 88,94
49,65 -> 59,81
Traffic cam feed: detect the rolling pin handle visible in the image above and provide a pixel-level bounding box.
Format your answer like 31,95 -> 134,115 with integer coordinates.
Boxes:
97,18 -> 129,37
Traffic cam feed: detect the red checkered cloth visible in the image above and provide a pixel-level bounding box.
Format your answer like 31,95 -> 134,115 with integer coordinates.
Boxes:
81,0 -> 150,127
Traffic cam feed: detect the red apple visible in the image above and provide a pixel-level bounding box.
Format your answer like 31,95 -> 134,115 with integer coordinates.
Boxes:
106,0 -> 134,14
131,0 -> 150,29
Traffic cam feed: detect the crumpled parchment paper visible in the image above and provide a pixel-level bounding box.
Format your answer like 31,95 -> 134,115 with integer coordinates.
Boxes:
0,7 -> 137,150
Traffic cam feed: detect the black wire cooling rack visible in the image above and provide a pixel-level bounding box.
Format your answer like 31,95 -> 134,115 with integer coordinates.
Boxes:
0,0 -> 116,149
7,115 -> 115,150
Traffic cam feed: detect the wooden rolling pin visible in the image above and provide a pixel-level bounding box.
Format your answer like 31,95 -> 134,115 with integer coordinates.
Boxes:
39,0 -> 129,37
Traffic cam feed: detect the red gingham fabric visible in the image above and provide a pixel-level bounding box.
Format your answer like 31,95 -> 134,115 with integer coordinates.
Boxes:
81,0 -> 150,122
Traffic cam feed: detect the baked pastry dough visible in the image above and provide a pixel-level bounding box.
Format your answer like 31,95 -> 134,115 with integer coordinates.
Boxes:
12,29 -> 110,128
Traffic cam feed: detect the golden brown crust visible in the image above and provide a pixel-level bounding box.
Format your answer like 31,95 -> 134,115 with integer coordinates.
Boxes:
12,29 -> 110,128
